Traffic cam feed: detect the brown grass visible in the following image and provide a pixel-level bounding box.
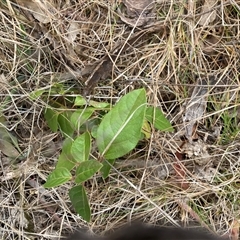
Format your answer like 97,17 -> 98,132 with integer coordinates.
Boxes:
0,0 -> 239,239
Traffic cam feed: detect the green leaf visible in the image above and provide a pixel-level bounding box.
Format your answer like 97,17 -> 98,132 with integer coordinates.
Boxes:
29,88 -> 46,100
44,167 -> 72,188
101,159 -> 115,179
96,89 -> 146,159
89,100 -> 109,109
58,111 -> 74,137
44,108 -> 58,132
91,125 -> 98,138
141,119 -> 151,139
74,96 -> 109,109
56,139 -> 76,171
74,96 -> 87,106
146,106 -> 174,132
80,118 -> 100,133
69,185 -> 91,222
70,108 -> 95,130
71,132 -> 91,162
75,159 -> 102,183
56,153 -> 76,171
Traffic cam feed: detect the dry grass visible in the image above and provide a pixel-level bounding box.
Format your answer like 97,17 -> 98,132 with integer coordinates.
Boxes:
0,0 -> 239,239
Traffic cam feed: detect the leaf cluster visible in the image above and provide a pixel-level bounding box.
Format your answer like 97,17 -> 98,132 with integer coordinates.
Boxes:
43,89 -> 173,221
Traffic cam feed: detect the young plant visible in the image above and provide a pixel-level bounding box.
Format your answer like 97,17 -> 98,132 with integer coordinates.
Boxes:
43,88 -> 173,222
